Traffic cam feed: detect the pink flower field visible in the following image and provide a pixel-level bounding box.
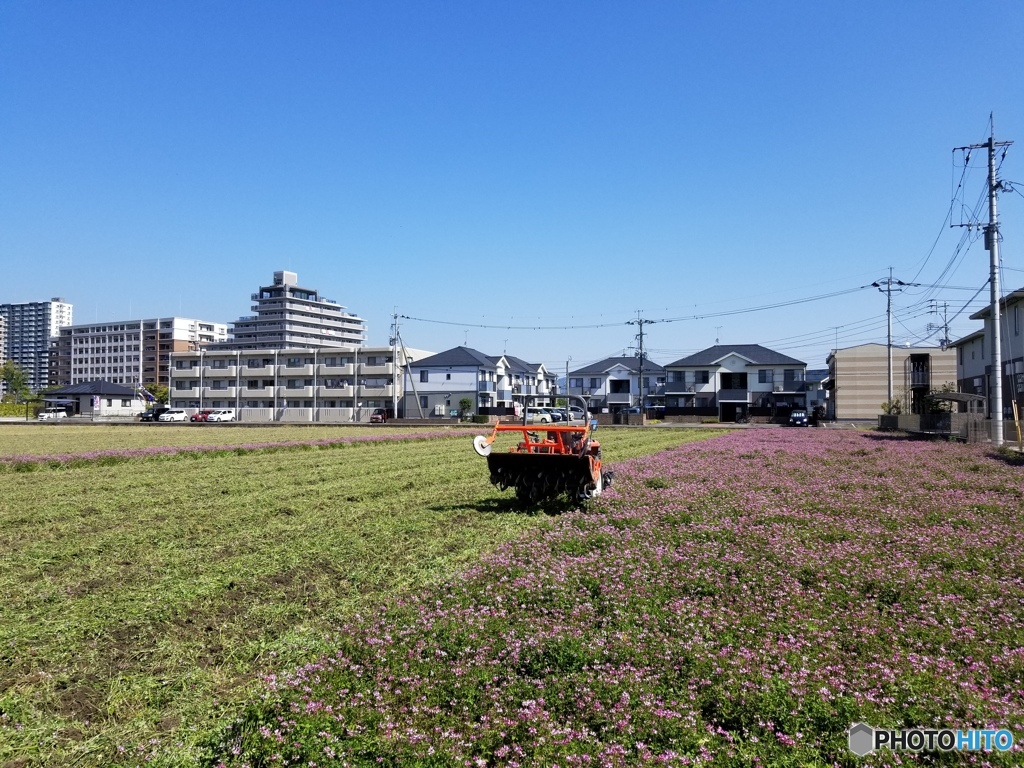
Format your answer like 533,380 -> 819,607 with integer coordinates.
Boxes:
209,429 -> 1024,767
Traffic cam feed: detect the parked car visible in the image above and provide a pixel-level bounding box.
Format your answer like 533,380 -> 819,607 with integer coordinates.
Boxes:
207,409 -> 235,422
140,407 -> 170,422
568,406 -> 588,422
370,408 -> 388,423
190,409 -> 214,422
788,409 -> 809,427
37,407 -> 68,421
158,409 -> 188,422
524,406 -> 554,424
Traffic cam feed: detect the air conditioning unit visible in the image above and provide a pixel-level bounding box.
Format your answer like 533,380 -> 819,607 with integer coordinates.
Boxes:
773,384 -> 783,392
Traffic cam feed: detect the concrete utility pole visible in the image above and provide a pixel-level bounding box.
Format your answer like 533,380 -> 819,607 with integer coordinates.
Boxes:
954,119 -> 1013,446
872,269 -> 918,406
627,311 -> 655,410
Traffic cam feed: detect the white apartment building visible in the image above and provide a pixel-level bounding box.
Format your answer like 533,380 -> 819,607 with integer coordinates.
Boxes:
0,297 -> 73,393
168,345 -> 432,422
50,317 -> 228,389
219,270 -> 367,349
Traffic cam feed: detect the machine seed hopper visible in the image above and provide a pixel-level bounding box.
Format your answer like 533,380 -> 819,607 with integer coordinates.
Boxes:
472,401 -> 613,504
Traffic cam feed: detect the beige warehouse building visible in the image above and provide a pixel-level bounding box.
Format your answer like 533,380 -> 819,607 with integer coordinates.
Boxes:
825,343 -> 957,421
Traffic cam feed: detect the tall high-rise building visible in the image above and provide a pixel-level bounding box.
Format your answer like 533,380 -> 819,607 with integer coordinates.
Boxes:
50,317 -> 229,389
220,271 -> 366,349
0,297 -> 73,393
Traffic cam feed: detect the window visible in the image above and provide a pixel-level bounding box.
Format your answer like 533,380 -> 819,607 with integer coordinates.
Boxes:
121,399 -> 131,407
286,357 -> 303,368
420,370 -> 429,383
589,378 -> 600,390
105,399 -> 112,407
758,369 -> 773,384
420,395 -> 428,409
696,371 -> 710,384
211,359 -> 227,369
446,373 -> 451,380
569,378 -> 583,388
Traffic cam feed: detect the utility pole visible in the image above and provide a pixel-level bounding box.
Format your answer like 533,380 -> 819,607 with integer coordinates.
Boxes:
390,310 -> 399,419
872,269 -> 919,406
928,301 -> 951,351
627,311 -> 655,411
954,120 -> 1013,446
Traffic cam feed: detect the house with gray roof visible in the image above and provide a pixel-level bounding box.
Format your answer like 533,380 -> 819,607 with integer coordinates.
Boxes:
42,380 -> 147,418
401,346 -> 556,418
566,356 -> 666,414
664,344 -> 807,422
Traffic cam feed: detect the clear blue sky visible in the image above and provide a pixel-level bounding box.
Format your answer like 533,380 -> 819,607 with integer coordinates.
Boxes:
2,1 -> 1022,372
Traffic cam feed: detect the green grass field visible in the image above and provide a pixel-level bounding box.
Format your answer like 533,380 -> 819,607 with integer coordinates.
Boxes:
0,426 -> 724,767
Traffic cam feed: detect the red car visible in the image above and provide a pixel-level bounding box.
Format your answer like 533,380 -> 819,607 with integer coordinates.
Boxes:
190,409 -> 214,422
370,408 -> 388,423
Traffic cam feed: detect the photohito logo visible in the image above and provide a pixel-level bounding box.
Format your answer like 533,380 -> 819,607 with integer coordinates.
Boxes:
848,723 -> 1015,755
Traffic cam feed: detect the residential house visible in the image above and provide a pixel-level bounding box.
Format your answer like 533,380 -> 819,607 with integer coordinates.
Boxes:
825,343 -> 956,421
664,344 -> 807,422
401,346 -> 556,419
954,288 -> 1024,418
566,357 -> 666,414
41,381 -> 147,419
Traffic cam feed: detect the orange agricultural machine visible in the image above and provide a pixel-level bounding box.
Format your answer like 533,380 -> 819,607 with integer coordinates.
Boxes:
472,405 -> 612,504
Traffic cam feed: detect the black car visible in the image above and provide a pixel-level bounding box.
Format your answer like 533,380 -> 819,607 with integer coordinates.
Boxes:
788,409 -> 809,427
139,407 -> 170,422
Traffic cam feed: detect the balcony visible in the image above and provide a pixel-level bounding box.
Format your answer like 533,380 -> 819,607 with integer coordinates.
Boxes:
244,385 -> 274,396
203,365 -> 236,377
497,389 -> 512,401
718,388 -> 750,402
320,363 -> 355,375
910,372 -> 930,387
278,386 -> 314,398
606,392 -> 632,404
280,364 -> 314,376
665,382 -> 697,395
358,386 -> 390,398
202,386 -> 237,398
242,364 -> 274,376
478,381 -> 495,392
359,364 -> 392,376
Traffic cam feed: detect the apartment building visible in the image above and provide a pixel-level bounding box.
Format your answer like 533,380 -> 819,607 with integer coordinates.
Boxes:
664,344 -> 807,422
50,317 -> 228,389
218,270 -> 366,349
825,343 -> 956,420
566,357 -> 666,413
0,297 -> 73,393
168,345 -> 432,422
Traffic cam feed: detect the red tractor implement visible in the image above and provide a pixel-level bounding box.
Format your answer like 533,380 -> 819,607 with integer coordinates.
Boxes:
473,414 -> 613,504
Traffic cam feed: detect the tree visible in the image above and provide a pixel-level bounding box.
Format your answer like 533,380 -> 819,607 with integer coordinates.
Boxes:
1,360 -> 30,403
147,384 -> 169,405
458,397 -> 473,420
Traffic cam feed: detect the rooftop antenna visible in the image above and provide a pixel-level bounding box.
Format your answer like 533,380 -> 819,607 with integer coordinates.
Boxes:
464,330 -> 469,346
715,326 -> 722,344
